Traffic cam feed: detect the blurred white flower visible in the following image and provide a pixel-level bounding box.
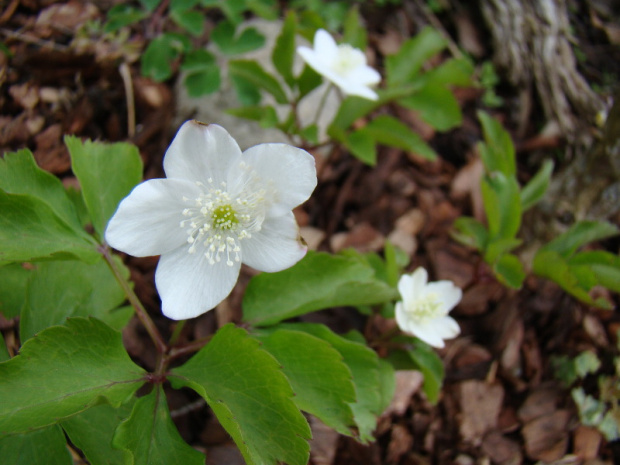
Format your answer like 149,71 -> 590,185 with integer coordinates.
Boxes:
395,267 -> 462,348
297,29 -> 381,101
105,121 -> 317,320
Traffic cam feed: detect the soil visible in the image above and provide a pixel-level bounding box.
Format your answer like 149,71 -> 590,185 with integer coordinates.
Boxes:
1,1 -> 619,464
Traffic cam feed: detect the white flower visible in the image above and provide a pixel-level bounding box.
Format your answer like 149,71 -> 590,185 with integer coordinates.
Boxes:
395,267 -> 462,348
105,121 -> 317,320
297,29 -> 381,101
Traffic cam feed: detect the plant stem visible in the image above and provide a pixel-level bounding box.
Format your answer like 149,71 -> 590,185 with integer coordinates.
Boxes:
313,83 -> 334,126
168,320 -> 187,346
99,245 -> 167,354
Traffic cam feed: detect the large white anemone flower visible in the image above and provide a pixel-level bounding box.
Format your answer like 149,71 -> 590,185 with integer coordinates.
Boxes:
297,29 -> 381,101
395,267 -> 462,348
105,121 -> 317,320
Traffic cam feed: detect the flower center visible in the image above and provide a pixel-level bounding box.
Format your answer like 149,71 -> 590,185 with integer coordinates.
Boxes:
407,293 -> 442,323
179,165 -> 270,266
332,44 -> 365,77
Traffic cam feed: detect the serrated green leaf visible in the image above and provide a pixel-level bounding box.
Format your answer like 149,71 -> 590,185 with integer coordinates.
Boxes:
386,27 -> 447,86
377,359 -> 396,414
230,73 -> 262,105
363,115 -> 438,160
0,263 -> 30,319
272,11 -> 297,87
520,159 -> 554,211
0,149 -> 83,231
343,5 -> 367,50
66,136 -> 143,239
400,82 -> 462,131
451,217 -> 488,251
0,318 -> 146,434
62,401 -> 135,465
477,111 -> 516,176
180,48 -> 216,71
170,324 -> 311,465
112,387 -> 204,465
170,9 -> 204,36
211,21 -> 265,55
0,191 -> 99,265
229,59 -> 288,104
541,220 -> 619,258
492,253 -> 525,289
481,171 -> 521,240
242,251 -> 399,326
184,67 -> 221,97
0,425 -> 71,465
255,328 -> 357,436
388,342 -> 445,404
281,323 -> 381,443
20,258 -> 132,341
140,35 -> 182,82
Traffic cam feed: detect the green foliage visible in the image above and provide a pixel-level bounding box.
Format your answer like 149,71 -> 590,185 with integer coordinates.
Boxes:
66,136 -> 143,239
242,251 -> 399,326
0,318 -> 145,434
113,387 -> 205,465
211,21 -> 266,55
0,263 -> 30,319
170,324 -> 311,465
181,49 -> 221,97
0,426 -> 71,465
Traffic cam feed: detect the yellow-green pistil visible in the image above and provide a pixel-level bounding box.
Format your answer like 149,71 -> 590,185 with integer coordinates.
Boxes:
211,204 -> 238,230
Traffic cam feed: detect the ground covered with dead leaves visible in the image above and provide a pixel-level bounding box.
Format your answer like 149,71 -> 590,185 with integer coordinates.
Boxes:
1,1 -> 619,464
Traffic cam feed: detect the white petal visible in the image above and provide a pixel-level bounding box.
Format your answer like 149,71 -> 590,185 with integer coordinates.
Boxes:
426,281 -> 462,312
155,246 -> 241,320
163,121 -> 242,185
105,179 -> 201,257
297,46 -> 333,79
241,143 -> 317,216
241,211 -> 307,272
411,321 -> 446,348
348,66 -> 381,86
434,316 -> 461,340
342,83 -> 379,101
397,274 -> 415,305
313,29 -> 338,61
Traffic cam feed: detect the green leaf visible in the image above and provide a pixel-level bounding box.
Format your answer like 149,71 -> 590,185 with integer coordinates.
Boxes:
296,65 -> 322,99
62,401 -> 135,465
0,263 -> 30,319
229,59 -> 288,104
113,387 -> 205,465
282,323 -> 382,443
417,56 -> 474,87
386,27 -> 447,86
477,111 -> 516,176
299,123 -> 319,144
226,105 -> 279,128
0,425 -> 71,465
0,318 -> 146,434
574,351 -> 601,378
272,11 -> 297,87
204,0 -> 246,24
242,251 -> 399,326
105,5 -> 147,33
0,191 -> 99,265
451,217 -> 488,251
0,333 -> 9,362
400,82 -> 462,131
481,171 -> 521,240
211,21 -> 266,55
377,359 -> 396,414
20,258 -> 133,341
170,0 -> 201,10
170,324 -> 311,465
255,328 -> 356,436
388,342 -> 445,404
230,74 -> 261,106
342,5 -> 367,50
569,251 -> 620,293
328,96 -> 378,140
183,67 -> 221,97
139,0 -> 162,11
0,149 -> 83,231
345,128 -> 376,165
140,35 -> 182,82
363,115 -> 438,160
484,237 -> 522,264
66,136 -> 143,239
170,9 -> 204,36
492,253 -> 525,289
520,159 -> 554,211
541,220 -> 619,258
246,0 -> 278,19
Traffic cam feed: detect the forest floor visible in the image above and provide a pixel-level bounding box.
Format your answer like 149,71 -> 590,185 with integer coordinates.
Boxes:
1,1 -> 619,464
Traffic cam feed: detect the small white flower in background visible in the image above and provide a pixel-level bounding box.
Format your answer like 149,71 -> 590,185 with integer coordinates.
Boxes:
297,29 -> 381,101
105,121 -> 317,320
395,267 -> 462,348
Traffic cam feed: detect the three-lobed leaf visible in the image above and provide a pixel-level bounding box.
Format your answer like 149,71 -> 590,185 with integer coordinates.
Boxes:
0,317 -> 146,434
243,251 -> 399,326
170,324 -> 311,465
211,21 -> 266,55
67,136 -> 143,239
112,387 -> 204,465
